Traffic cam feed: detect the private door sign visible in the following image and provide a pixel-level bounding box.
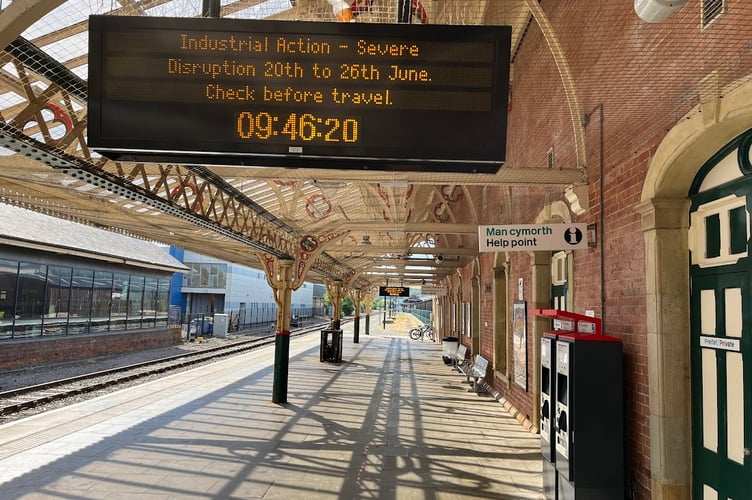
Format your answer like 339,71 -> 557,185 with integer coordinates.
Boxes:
478,223 -> 589,252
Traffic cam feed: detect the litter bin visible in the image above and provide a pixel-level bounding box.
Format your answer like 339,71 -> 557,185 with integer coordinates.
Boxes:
189,314 -> 210,337
320,329 -> 343,363
442,336 -> 459,364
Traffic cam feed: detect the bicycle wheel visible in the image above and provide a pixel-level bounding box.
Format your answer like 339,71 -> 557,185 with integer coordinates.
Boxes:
409,328 -> 422,340
427,328 -> 435,341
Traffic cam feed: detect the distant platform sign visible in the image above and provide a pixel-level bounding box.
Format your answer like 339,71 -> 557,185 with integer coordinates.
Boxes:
379,286 -> 410,297
478,223 -> 589,252
87,16 -> 511,173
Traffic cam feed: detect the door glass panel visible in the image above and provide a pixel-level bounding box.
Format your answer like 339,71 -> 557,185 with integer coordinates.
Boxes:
726,352 -> 744,464
703,484 -> 718,500
728,206 -> 747,255
705,213 -> 721,258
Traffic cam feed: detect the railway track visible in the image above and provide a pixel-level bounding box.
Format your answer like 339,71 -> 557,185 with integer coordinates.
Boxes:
0,324 -> 326,419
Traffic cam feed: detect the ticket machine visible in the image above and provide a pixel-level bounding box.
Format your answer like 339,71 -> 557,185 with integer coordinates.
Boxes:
540,330 -> 558,498
532,309 -> 624,500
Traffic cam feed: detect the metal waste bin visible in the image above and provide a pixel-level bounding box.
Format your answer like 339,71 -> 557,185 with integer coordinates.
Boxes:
320,329 -> 343,362
442,336 -> 459,364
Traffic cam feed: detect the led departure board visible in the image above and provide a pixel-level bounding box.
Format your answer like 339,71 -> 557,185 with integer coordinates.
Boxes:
87,16 -> 511,173
379,286 -> 410,297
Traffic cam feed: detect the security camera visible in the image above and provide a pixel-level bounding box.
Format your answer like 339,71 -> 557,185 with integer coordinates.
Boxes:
434,255 -> 444,264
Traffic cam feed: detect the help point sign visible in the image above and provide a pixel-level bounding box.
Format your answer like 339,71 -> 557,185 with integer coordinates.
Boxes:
478,223 -> 589,252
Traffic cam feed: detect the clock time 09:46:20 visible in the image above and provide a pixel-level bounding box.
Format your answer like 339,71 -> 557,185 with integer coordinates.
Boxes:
236,111 -> 359,143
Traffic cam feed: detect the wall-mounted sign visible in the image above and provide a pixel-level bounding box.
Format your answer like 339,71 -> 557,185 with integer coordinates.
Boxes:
478,223 -> 589,252
421,285 -> 447,295
700,336 -> 741,352
88,16 -> 511,173
379,286 -> 410,297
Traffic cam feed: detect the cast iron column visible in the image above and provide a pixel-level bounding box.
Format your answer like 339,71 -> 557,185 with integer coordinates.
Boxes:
331,280 -> 343,330
353,289 -> 361,343
272,260 -> 293,404
365,299 -> 371,335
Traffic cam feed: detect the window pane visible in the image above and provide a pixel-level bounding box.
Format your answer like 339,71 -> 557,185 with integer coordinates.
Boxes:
16,262 -> 47,337
200,265 -> 209,287
0,259 -> 19,339
156,278 -> 170,326
111,273 -> 129,331
142,276 -> 158,328
91,271 -> 113,332
218,264 -> 227,288
69,269 -> 93,334
43,265 -> 72,336
127,275 -> 145,329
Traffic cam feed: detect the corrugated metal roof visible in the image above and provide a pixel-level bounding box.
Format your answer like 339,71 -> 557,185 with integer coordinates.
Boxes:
0,203 -> 188,273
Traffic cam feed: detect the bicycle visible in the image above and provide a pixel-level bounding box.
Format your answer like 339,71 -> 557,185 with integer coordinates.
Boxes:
409,323 -> 435,341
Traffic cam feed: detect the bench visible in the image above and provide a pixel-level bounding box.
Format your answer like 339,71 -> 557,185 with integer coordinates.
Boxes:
454,344 -> 471,379
452,347 -> 489,394
470,354 -> 489,394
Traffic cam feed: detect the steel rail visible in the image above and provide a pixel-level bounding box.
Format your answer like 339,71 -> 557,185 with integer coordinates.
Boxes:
0,323 -> 332,417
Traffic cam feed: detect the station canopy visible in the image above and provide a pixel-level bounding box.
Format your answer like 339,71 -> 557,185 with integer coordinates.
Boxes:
0,0 -> 747,290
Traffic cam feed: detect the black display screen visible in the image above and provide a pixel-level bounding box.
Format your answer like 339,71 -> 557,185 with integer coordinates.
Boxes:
87,16 -> 510,173
379,286 -> 410,297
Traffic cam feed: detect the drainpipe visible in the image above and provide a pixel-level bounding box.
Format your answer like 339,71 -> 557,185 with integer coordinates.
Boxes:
582,104 -> 606,325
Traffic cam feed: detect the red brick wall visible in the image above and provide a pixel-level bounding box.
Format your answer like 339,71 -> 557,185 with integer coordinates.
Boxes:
443,3 -> 752,497
0,328 -> 183,369
451,5 -> 677,499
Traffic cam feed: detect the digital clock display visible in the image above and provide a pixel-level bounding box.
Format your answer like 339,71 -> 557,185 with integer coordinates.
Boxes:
87,16 -> 511,173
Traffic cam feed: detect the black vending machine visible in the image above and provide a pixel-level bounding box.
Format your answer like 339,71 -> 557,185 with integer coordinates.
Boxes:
532,309 -> 624,500
541,329 -> 559,499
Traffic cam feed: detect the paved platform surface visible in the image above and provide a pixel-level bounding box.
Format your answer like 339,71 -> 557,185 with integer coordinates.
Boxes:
0,314 -> 543,499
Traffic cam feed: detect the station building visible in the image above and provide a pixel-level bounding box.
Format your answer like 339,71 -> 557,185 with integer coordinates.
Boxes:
169,247 -> 319,327
0,202 -> 187,367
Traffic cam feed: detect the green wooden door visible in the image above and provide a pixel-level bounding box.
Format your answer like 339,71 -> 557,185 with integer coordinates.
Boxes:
551,251 -> 568,310
691,272 -> 752,499
689,131 -> 752,499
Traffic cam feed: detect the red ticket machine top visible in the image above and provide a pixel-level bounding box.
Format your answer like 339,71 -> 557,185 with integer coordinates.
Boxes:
530,309 -> 621,342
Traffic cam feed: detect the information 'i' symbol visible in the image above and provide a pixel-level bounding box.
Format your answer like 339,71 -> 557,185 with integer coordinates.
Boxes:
564,226 -> 583,245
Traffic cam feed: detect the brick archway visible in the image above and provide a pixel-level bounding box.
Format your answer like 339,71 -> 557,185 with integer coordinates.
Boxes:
637,79 -> 752,499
